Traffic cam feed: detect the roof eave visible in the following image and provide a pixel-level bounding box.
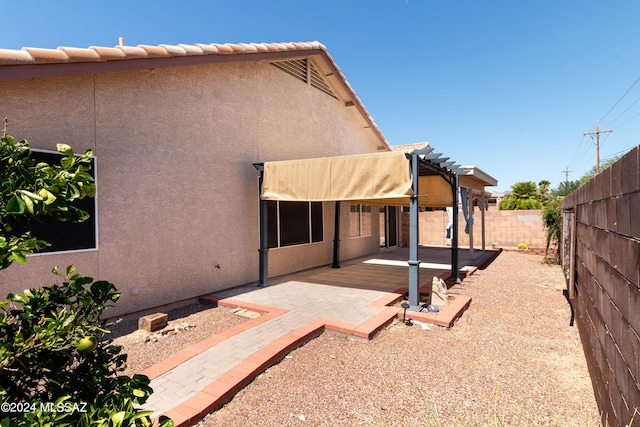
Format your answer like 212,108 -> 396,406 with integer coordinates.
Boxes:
459,165 -> 499,187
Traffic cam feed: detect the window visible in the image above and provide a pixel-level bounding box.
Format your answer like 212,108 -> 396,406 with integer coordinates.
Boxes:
25,150 -> 97,253
267,201 -> 323,248
349,204 -> 372,238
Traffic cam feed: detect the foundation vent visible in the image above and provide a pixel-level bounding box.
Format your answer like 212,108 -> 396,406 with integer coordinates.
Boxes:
271,58 -> 338,99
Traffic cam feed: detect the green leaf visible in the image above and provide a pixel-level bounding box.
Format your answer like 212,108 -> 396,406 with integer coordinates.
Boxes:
132,388 -> 146,398
56,143 -> 74,157
9,252 -> 26,264
61,156 -> 74,169
158,415 -> 175,427
67,183 -> 80,200
5,195 -> 25,214
38,188 -> 57,205
20,194 -> 34,215
82,183 -> 97,198
110,411 -> 126,426
10,293 -> 26,304
74,276 -> 94,287
18,189 -> 44,201
66,265 -> 76,276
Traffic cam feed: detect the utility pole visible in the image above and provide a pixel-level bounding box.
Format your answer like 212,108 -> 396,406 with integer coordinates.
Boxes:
583,120 -> 613,174
561,166 -> 573,183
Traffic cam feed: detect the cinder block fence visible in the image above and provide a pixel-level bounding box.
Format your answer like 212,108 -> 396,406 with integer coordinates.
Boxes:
561,146 -> 640,426
401,207 -> 547,249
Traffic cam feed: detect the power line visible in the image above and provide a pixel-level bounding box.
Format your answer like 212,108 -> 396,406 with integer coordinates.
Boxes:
570,75 -> 640,177
613,108 -> 640,129
603,93 -> 640,128
602,145 -> 636,162
568,134 -> 590,167
600,74 -> 640,122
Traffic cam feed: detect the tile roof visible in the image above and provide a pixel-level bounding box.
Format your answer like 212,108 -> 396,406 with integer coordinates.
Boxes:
0,41 -> 326,65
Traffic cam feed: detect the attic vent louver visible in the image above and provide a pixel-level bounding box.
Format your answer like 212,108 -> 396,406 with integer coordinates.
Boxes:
271,59 -> 338,99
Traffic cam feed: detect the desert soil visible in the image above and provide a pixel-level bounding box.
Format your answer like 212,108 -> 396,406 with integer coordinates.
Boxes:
110,250 -> 600,426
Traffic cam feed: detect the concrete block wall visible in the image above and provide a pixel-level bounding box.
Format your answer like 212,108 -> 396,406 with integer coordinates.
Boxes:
562,145 -> 640,426
402,207 -> 546,249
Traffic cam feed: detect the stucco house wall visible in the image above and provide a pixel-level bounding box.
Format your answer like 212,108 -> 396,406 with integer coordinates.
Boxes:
0,47 -> 385,316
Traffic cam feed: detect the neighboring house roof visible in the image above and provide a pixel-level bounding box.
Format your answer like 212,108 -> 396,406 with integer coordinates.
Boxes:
391,142 -> 431,153
459,165 -> 498,187
0,40 -> 390,150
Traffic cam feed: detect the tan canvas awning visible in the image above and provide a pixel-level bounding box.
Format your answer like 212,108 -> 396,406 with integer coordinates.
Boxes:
255,145 -> 496,308
261,151 -> 453,207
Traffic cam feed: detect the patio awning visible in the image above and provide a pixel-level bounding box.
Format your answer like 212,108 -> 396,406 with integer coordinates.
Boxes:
255,144 -> 470,312
261,151 -> 453,207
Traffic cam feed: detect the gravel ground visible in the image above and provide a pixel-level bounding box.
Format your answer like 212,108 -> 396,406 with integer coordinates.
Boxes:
108,303 -> 247,377
111,251 -> 601,426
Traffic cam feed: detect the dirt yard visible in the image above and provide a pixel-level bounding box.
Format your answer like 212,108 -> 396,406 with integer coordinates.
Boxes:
111,250 -> 600,426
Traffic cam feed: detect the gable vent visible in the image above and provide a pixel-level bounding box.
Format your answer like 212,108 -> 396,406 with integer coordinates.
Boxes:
271,59 -> 338,99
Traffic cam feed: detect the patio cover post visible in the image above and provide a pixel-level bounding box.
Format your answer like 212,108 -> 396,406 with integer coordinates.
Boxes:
481,191 -> 486,251
468,189 -> 475,260
332,201 -> 341,268
408,152 -> 422,311
255,165 -> 269,288
450,173 -> 461,284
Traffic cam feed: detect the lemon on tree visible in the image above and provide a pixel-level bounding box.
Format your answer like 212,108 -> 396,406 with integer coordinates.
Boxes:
77,336 -> 98,353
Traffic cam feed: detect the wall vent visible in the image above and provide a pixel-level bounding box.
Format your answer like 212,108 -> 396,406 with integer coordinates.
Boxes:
271,59 -> 338,99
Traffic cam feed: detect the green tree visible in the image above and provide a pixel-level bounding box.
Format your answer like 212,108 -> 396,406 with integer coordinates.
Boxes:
1,134 -> 95,269
551,180 -> 582,199
0,133 -> 172,426
0,267 -> 174,426
538,179 -> 551,199
580,156 -> 619,184
498,181 -> 543,210
542,198 -> 561,263
543,177 -> 584,264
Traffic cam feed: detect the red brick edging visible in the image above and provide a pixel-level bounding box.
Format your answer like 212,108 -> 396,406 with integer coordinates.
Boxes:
150,282 -> 474,426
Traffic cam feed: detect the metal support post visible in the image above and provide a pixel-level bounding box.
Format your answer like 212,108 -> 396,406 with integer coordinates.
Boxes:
468,189 -> 475,260
450,173 -> 461,284
257,170 -> 269,287
332,201 -> 341,268
481,191 -> 486,251
408,153 -> 422,311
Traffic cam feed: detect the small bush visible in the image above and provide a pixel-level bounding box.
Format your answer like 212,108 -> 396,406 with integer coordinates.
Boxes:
0,265 -> 173,426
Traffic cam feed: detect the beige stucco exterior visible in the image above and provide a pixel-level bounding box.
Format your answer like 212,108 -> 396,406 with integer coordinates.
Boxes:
0,52 -> 387,316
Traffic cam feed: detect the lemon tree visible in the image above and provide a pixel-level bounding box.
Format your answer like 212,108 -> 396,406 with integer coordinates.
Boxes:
0,133 -> 172,426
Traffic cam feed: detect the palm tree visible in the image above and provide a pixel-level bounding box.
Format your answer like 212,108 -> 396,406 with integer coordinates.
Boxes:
498,181 -> 542,210
538,180 -> 551,198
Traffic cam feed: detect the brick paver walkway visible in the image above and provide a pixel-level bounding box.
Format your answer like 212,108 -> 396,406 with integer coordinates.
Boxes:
140,247 -> 494,426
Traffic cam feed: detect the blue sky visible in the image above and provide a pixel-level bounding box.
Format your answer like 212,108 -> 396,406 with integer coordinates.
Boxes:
4,0 -> 640,192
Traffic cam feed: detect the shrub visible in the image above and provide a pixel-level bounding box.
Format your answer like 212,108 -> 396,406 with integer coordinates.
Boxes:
1,135 -> 96,270
542,198 -> 561,264
0,265 -> 173,426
